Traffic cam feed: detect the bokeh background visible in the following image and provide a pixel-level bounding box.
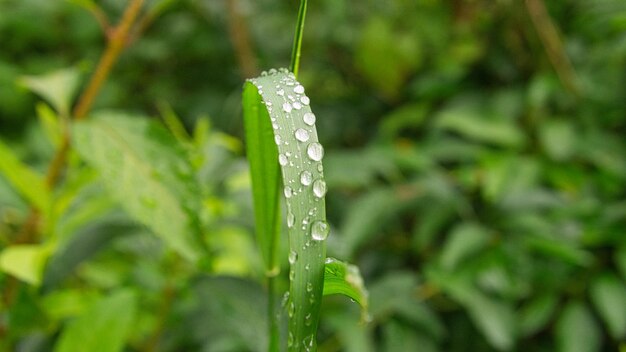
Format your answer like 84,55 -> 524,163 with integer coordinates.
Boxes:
1,0 -> 625,351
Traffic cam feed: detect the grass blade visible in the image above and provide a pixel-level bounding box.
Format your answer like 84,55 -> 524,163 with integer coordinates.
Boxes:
243,69 -> 327,351
289,0 -> 308,78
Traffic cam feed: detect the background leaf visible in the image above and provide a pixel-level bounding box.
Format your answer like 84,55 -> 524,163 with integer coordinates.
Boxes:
556,302 -> 601,352
54,289 -> 137,352
72,112 -> 206,263
18,67 -> 80,117
0,139 -> 50,212
590,274 -> 626,340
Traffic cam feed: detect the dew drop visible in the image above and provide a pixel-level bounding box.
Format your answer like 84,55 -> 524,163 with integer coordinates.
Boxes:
306,282 -> 313,292
288,251 -> 297,264
294,85 -> 305,94
303,112 -> 316,126
282,102 -> 292,112
269,68 -> 277,74
279,154 -> 288,166
311,220 -> 330,241
300,170 -> 313,186
300,96 -> 310,105
288,301 -> 295,317
289,269 -> 295,280
274,135 -> 282,145
305,313 -> 312,326
306,142 -> 324,161
317,164 -> 324,172
312,179 -> 327,198
292,102 -> 302,110
261,70 -> 268,76
287,211 -> 295,228
288,332 -> 294,347
277,88 -> 284,96
284,186 -> 293,198
295,128 -> 310,142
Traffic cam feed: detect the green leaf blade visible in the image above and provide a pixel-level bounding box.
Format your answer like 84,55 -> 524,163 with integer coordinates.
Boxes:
243,69 -> 328,351
72,112 -> 206,263
243,84 -> 281,273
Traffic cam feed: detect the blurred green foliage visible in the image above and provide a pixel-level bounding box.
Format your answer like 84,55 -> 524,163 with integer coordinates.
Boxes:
1,0 -> 625,351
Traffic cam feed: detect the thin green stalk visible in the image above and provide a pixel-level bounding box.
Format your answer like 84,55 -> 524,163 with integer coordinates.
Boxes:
268,274 -> 279,352
289,0 -> 308,79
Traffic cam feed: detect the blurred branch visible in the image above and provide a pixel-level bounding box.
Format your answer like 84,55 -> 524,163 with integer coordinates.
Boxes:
525,0 -> 581,96
226,0 -> 258,78
69,0 -> 112,36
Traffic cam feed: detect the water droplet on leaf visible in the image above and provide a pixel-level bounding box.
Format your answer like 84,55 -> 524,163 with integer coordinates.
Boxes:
311,220 -> 330,240
295,128 -> 309,142
279,154 -> 288,166
300,171 -> 313,186
307,142 -> 324,161
312,179 -> 327,198
303,112 -> 316,126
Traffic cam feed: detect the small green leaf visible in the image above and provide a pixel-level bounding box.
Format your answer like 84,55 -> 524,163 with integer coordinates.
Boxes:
539,120 -> 576,161
340,187 -> 403,258
0,244 -> 52,285
72,112 -> 206,263
427,268 -> 515,351
19,67 -> 81,117
590,274 -> 626,340
435,107 -> 525,148
556,302 -> 601,352
36,102 -> 62,147
439,223 -> 490,270
54,289 -> 137,352
519,295 -> 558,336
323,258 -> 369,321
0,139 -> 51,212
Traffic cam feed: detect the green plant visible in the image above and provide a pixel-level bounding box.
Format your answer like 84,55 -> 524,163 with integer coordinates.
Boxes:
1,0 -> 626,351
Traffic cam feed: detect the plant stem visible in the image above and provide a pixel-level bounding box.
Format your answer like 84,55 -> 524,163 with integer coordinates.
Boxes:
226,0 -> 258,78
289,0 -> 308,78
268,273 -> 279,352
525,0 -> 580,96
73,0 -> 146,120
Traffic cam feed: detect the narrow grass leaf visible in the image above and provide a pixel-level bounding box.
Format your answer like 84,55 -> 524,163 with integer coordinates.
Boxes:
0,139 -> 51,212
243,69 -> 327,351
242,83 -> 281,273
72,112 -> 206,263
